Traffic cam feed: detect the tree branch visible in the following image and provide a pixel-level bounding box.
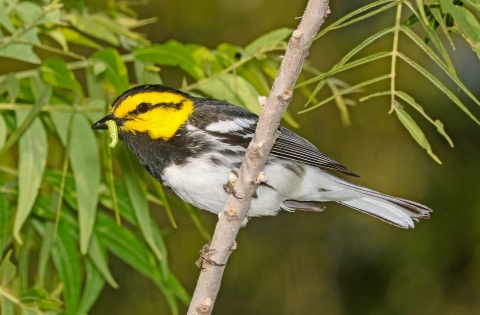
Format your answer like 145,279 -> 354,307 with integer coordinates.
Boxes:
187,1 -> 331,314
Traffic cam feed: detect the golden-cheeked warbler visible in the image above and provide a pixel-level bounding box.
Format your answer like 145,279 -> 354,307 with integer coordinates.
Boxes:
92,84 -> 431,228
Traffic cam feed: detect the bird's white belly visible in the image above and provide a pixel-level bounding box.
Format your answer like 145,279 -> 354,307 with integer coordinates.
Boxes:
162,155 -> 312,217
161,153 -> 362,219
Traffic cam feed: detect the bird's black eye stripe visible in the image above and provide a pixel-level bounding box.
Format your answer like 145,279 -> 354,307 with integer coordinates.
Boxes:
129,101 -> 184,116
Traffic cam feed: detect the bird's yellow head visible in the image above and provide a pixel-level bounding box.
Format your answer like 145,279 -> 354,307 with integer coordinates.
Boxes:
92,85 -> 194,140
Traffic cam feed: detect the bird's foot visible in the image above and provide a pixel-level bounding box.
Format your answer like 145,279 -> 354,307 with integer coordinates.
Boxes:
195,242 -> 226,269
223,170 -> 242,199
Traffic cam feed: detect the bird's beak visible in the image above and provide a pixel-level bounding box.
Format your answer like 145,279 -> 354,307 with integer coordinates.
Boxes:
91,114 -> 114,130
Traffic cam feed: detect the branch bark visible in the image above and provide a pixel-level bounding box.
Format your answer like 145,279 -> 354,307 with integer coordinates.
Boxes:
187,1 -> 331,314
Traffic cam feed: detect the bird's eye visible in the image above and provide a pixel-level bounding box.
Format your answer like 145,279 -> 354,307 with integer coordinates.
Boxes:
137,103 -> 150,114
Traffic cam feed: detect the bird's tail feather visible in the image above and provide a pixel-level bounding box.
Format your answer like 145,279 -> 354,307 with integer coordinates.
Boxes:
329,174 -> 431,229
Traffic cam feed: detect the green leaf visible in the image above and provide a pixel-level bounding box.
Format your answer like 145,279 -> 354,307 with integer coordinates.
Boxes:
134,60 -> 162,85
0,2 -> 15,33
394,105 -> 442,164
18,227 -> 33,294
243,28 -> 292,57
400,26 -> 480,107
397,52 -> 480,124
0,296 -> 14,315
0,86 -> 51,156
299,74 -> 391,113
69,13 -> 119,46
0,29 -> 41,64
77,259 -> 105,315
296,51 -> 392,88
92,48 -> 129,94
13,111 -> 48,244
116,145 -> 163,261
134,41 -> 205,80
0,192 -> 11,256
70,114 -> 101,254
88,234 -> 118,288
314,0 -> 400,40
152,180 -> 177,229
40,58 -> 82,92
396,91 -> 454,147
0,114 -> 6,150
430,7 -> 456,50
20,288 -> 62,310
86,65 -> 104,99
42,28 -> 68,52
14,2 -> 42,23
183,202 -> 210,241
440,0 -> 480,57
50,111 -> 101,254
51,223 -> 81,315
463,0 -> 480,15
5,73 -> 19,103
61,27 -> 102,49
0,250 -> 16,286
96,212 -> 181,314
195,73 -> 261,114
37,222 -> 55,286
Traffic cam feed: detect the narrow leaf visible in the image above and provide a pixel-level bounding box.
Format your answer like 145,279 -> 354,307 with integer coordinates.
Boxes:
70,114 -> 100,254
394,105 -> 442,163
396,91 -> 454,147
134,41 -> 204,80
77,259 -> 105,315
37,221 -> 55,286
243,28 -> 292,57
0,192 -> 11,256
51,112 -> 101,254
463,0 -> 480,15
51,223 -> 82,315
0,2 -> 15,33
0,251 -> 16,286
400,26 -> 480,107
398,52 -> 480,124
314,0 -> 400,40
69,13 -> 119,46
5,73 -> 19,102
0,29 -> 41,64
0,86 -> 51,156
430,7 -> 456,49
296,51 -> 392,88
13,111 -> 48,244
92,48 -> 129,94
183,202 -> 210,241
40,58 -> 82,92
61,27 -> 102,49
0,114 -> 6,150
440,0 -> 480,57
88,234 -> 118,288
195,73 -> 261,114
116,145 -> 163,261
0,296 -> 14,315
300,75 -> 391,113
152,180 -> 177,229
134,60 -> 162,85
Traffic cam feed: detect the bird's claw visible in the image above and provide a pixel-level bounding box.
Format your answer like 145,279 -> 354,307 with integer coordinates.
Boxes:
223,178 -> 242,199
195,242 -> 226,269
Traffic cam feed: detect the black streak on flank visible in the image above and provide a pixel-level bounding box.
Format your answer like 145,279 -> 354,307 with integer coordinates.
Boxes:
281,162 -> 306,178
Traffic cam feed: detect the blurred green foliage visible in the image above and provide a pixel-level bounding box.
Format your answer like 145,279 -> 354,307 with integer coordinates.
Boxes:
0,0 -> 479,314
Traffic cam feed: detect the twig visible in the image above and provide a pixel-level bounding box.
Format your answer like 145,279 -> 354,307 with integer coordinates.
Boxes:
186,1 -> 331,314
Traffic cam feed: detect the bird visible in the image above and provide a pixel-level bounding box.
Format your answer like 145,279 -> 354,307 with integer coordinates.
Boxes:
92,84 -> 431,229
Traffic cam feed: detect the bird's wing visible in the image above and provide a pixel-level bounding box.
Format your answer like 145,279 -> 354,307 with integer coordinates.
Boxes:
191,100 -> 358,176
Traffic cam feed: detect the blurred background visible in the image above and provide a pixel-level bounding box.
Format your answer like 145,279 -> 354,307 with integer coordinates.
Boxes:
87,0 -> 480,314
2,0 -> 480,314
